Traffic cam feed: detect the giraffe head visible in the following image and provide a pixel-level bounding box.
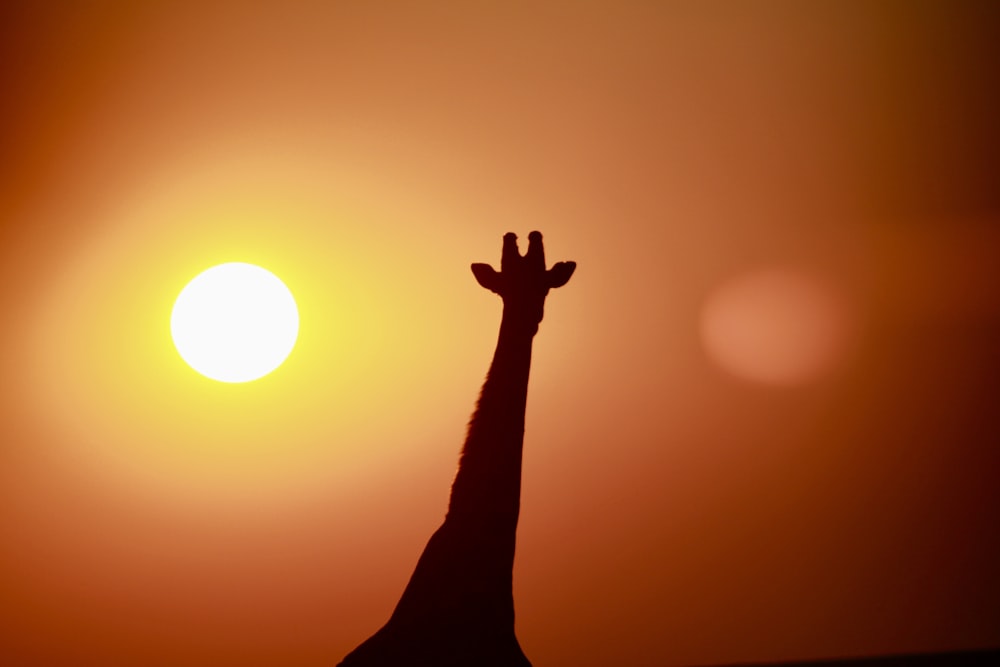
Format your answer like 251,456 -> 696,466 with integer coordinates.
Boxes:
471,231 -> 576,331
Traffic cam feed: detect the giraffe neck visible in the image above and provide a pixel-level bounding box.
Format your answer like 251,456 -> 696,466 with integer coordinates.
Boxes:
447,308 -> 537,528
338,233 -> 570,666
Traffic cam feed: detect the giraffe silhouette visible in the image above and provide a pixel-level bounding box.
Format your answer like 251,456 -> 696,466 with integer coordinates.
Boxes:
338,232 -> 576,666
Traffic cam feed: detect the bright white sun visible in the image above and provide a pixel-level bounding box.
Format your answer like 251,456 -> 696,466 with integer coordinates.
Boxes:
171,263 -> 299,383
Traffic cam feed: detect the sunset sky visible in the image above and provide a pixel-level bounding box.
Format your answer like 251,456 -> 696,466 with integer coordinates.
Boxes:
2,2 -> 999,665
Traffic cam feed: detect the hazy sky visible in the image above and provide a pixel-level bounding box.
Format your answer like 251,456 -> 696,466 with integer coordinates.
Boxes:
2,2 -> 999,665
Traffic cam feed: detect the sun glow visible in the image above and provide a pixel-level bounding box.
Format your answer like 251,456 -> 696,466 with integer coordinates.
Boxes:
171,262 -> 299,383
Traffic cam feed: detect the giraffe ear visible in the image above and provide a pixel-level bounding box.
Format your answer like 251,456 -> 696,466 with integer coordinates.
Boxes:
471,263 -> 502,293
547,261 -> 576,289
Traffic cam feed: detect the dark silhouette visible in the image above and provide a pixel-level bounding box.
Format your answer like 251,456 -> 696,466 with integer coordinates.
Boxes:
338,232 -> 575,666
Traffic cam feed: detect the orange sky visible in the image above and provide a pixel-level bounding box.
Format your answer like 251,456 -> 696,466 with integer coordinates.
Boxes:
2,2 -> 999,665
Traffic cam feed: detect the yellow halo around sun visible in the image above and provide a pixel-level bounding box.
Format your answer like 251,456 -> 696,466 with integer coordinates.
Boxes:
171,262 -> 299,383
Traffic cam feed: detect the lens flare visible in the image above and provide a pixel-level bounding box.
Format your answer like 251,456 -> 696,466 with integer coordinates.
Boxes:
701,268 -> 849,386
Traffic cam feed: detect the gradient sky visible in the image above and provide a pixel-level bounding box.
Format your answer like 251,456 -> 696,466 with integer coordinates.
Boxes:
2,2 -> 999,665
